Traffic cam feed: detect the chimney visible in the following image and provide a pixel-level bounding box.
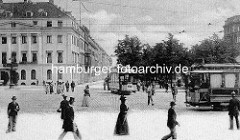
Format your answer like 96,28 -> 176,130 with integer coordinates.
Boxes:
49,0 -> 54,4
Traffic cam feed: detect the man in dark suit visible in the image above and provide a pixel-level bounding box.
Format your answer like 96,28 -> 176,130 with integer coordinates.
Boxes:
6,96 -> 20,133
57,94 -> 69,120
228,91 -> 240,130
71,81 -> 75,92
162,101 -> 180,140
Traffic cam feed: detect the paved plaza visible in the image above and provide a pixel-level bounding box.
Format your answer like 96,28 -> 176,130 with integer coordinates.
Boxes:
0,82 -> 240,140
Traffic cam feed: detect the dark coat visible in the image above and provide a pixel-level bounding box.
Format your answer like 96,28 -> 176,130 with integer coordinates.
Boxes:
8,102 -> 20,116
84,89 -> 90,97
60,100 -> 69,119
71,82 -> 75,88
62,105 -> 74,132
167,108 -> 178,128
228,98 -> 240,116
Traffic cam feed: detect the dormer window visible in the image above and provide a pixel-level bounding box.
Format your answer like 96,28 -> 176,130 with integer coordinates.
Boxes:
5,11 -> 13,18
26,11 -> 33,17
38,9 -> 48,17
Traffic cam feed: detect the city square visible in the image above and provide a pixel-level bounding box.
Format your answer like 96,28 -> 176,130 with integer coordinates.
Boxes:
0,82 -> 240,140
2,0 -> 240,140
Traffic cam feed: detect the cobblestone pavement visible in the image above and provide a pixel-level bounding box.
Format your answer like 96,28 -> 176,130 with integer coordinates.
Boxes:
0,81 -> 188,113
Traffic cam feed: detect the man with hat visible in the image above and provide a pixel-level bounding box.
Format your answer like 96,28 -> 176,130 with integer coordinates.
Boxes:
162,101 -> 180,140
6,96 -> 20,133
228,91 -> 240,130
58,97 -> 81,140
57,94 -> 69,120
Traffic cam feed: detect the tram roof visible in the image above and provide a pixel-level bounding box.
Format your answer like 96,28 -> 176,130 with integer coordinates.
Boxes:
192,63 -> 240,68
190,70 -> 240,73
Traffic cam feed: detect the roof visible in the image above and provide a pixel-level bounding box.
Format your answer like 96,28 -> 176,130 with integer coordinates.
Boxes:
193,63 -> 240,68
0,2 -> 69,19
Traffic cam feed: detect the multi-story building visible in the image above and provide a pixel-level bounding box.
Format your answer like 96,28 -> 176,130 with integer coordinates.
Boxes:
0,0 -> 111,85
223,15 -> 240,44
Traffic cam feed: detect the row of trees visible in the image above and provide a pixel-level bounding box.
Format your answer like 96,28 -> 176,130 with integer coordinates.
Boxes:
114,33 -> 240,85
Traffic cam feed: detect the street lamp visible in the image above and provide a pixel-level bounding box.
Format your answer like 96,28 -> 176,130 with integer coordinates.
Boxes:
9,58 -> 15,89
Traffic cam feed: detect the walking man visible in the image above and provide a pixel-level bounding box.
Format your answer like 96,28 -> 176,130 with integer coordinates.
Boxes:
147,84 -> 154,106
65,81 -> 70,92
57,94 -> 69,120
6,96 -> 20,133
58,97 -> 81,140
71,81 -> 75,92
228,91 -> 240,130
162,101 -> 180,140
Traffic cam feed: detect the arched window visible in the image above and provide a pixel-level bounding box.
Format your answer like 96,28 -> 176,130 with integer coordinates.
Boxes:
47,69 -> 52,80
58,70 -> 63,80
21,70 -> 26,80
31,70 -> 36,80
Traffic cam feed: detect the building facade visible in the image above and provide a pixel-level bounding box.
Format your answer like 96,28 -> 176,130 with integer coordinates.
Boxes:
0,0 -> 111,85
223,15 -> 240,44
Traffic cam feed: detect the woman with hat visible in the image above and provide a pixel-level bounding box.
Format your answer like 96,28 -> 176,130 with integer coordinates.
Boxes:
114,95 -> 129,135
82,85 -> 90,107
58,97 -> 81,140
161,101 -> 180,140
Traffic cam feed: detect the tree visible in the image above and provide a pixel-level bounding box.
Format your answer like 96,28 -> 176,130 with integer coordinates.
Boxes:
191,34 -> 240,64
115,35 -> 143,67
1,71 -> 9,85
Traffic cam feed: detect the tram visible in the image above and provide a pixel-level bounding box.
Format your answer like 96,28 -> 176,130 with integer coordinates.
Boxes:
185,63 -> 240,109
108,66 -> 137,95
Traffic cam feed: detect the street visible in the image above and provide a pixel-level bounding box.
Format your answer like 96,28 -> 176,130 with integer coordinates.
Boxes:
0,82 -> 239,140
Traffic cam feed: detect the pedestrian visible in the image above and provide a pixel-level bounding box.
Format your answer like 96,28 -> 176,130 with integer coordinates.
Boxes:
57,82 -> 61,94
65,81 -> 70,92
137,80 -> 141,92
71,81 -> 75,92
114,95 -> 129,135
46,83 -> 50,94
172,84 -> 178,101
147,84 -> 154,106
82,85 -> 90,107
58,97 -> 81,140
161,101 -> 180,140
50,82 -> 54,94
6,96 -> 20,133
228,91 -> 240,130
57,94 -> 69,120
61,82 -> 65,93
142,81 -> 145,92
165,82 -> 169,93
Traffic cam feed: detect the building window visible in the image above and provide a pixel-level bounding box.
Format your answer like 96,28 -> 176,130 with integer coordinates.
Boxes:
47,35 -> 52,43
33,21 -> 38,25
26,11 -> 33,17
58,21 -> 63,27
32,52 -> 37,63
58,52 -> 63,63
31,70 -> 36,80
47,21 -> 52,27
2,37 -> 7,44
32,36 -> 37,44
47,69 -> 52,80
57,35 -> 63,43
22,35 -> 27,44
22,52 -> 27,62
47,52 -> 52,63
11,22 -> 16,27
2,52 -> 7,64
11,52 -> 16,63
11,36 -> 17,44
21,70 -> 26,80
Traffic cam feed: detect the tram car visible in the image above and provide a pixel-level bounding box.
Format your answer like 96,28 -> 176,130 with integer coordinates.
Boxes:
185,63 -> 240,109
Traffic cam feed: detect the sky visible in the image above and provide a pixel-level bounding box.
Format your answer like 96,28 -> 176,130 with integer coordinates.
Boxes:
5,0 -> 240,56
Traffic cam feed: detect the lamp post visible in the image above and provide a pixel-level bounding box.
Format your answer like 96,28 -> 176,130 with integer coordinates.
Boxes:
9,58 -> 14,89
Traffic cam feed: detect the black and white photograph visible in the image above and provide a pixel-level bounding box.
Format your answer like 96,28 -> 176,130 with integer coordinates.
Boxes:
1,0 -> 240,140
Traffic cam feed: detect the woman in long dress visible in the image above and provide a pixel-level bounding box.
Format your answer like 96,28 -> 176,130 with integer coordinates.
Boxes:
114,95 -> 129,135
82,85 -> 90,107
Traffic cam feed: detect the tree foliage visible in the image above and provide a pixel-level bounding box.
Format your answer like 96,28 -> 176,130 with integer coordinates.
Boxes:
190,34 -> 240,63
